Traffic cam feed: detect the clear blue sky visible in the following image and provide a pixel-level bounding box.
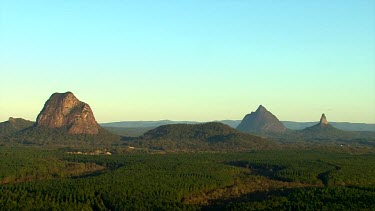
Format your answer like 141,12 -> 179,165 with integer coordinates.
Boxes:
1,0 -> 374,123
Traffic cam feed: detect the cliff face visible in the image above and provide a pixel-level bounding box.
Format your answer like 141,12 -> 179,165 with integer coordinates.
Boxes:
236,105 -> 287,133
36,92 -> 101,134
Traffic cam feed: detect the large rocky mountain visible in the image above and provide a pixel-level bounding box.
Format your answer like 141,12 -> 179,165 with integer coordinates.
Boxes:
125,122 -> 277,151
236,105 -> 287,134
36,92 -> 101,134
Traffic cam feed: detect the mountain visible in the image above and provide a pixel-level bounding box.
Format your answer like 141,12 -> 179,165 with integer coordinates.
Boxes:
0,92 -> 120,148
0,117 -> 34,136
297,114 -> 375,145
236,105 -> 287,134
125,122 -> 277,151
36,92 -> 101,134
282,121 -> 375,132
101,120 -> 242,137
302,114 -> 341,134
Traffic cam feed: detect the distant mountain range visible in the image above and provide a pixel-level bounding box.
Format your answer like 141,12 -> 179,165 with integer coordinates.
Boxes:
1,91 -> 374,150
101,119 -> 375,132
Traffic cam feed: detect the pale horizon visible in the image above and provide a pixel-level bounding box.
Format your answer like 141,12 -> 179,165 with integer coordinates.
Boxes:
1,92 -> 374,124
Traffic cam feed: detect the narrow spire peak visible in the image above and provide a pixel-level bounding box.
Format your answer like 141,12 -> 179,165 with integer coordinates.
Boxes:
320,113 -> 328,125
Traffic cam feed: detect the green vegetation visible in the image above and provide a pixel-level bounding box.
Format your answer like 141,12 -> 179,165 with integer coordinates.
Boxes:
0,147 -> 374,210
257,128 -> 375,148
0,147 -> 105,184
125,122 -> 277,151
1,127 -> 121,148
0,118 -> 34,137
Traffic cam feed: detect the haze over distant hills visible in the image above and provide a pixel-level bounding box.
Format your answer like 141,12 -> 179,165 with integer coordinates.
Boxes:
1,92 -> 374,150
101,119 -> 375,132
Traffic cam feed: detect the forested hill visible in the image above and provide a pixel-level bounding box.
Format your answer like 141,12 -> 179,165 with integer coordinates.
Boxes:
124,122 -> 278,151
0,118 -> 34,136
0,126 -> 121,148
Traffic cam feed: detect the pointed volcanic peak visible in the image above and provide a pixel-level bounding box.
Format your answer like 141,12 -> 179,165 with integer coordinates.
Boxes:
320,113 -> 328,125
303,113 -> 340,133
236,105 -> 287,134
36,92 -> 102,134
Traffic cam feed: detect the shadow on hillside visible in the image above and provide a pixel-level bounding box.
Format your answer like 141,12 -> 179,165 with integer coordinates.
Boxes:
201,187 -> 307,210
226,161 -> 290,182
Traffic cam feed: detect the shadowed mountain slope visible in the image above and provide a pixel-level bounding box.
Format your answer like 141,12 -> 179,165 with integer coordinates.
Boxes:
237,105 -> 287,134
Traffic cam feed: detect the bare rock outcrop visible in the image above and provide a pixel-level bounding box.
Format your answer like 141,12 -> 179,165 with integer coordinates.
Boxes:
36,92 -> 101,134
320,113 -> 328,125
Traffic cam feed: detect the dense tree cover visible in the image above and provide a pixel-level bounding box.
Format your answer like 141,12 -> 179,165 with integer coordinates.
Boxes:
325,155 -> 375,186
260,127 -> 375,147
0,147 -> 104,184
220,187 -> 375,210
0,148 -> 374,210
0,127 -> 121,148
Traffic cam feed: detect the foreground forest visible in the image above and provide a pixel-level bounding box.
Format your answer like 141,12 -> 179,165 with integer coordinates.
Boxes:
0,147 -> 374,210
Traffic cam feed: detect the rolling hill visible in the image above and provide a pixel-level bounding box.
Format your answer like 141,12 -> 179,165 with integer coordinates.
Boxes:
123,122 -> 278,151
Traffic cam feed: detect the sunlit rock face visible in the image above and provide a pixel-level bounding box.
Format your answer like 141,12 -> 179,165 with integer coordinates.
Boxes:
320,113 -> 328,125
36,92 -> 101,134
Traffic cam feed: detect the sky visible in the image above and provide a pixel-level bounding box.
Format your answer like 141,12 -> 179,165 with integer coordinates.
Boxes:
0,0 -> 374,123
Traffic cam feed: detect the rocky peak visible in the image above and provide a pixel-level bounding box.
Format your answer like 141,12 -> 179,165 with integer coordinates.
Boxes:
8,117 -> 16,125
320,113 -> 328,125
256,105 -> 267,113
236,105 -> 287,133
36,92 -> 101,134
303,113 -> 340,133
